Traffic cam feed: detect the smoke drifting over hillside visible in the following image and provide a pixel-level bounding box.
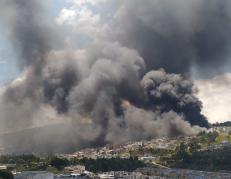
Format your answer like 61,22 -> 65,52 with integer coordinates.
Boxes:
2,0 -> 231,153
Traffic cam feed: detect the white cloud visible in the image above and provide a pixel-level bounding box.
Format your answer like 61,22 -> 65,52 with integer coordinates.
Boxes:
56,8 -> 77,25
195,73 -> 231,123
56,0 -> 113,41
70,0 -> 108,6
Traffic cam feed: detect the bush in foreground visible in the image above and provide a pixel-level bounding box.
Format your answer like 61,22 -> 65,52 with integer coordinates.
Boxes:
0,170 -> 14,179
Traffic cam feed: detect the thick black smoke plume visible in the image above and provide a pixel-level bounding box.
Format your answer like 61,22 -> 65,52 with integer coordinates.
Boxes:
141,69 -> 208,127
2,0 -> 228,154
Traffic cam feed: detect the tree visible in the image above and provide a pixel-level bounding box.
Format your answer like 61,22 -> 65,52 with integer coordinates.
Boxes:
189,138 -> 201,154
173,143 -> 191,167
50,157 -> 69,170
78,157 -> 146,172
207,131 -> 219,144
0,170 -> 14,179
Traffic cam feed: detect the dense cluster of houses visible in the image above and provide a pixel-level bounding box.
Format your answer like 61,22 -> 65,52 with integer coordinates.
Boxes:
64,136 -> 193,161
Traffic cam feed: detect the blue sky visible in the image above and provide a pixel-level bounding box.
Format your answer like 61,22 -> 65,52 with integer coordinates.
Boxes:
0,25 -> 19,85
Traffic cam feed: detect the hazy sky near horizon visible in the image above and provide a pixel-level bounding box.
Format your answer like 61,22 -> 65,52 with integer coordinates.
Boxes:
0,0 -> 231,124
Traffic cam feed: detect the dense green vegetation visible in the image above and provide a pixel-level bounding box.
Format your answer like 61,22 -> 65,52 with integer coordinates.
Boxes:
170,143 -> 231,171
0,155 -> 43,171
166,132 -> 231,172
190,146 -> 231,171
151,148 -> 173,157
0,170 -> 13,179
50,157 -> 69,170
130,131 -> 228,172
75,157 -> 146,172
0,155 -> 70,172
0,155 -> 145,173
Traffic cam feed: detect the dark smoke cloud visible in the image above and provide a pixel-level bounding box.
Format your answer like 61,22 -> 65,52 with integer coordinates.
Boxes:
0,0 -> 211,154
0,45 -> 207,153
115,0 -> 231,76
141,69 -> 208,127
